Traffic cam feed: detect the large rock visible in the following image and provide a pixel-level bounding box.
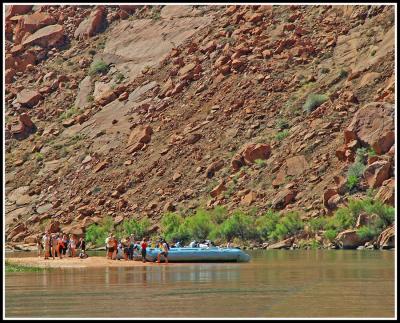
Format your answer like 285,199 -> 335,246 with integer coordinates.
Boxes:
345,102 -> 394,155
19,12 -> 56,33
6,5 -> 32,20
7,223 -> 27,240
231,143 -> 271,170
273,155 -> 309,187
271,189 -> 296,209
22,24 -> 65,48
376,225 -> 394,249
205,160 -> 224,178
335,229 -> 368,249
267,237 -> 294,249
127,125 -> 153,147
210,180 -> 226,198
16,89 -> 42,107
74,6 -> 106,39
363,160 -> 391,188
375,178 -> 394,205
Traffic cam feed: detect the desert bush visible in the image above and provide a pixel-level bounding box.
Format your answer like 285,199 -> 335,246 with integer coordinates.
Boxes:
324,229 -> 338,241
356,225 -> 379,240
276,118 -> 289,130
308,217 -> 328,232
303,93 -> 329,113
183,209 -> 213,241
218,211 -> 257,241
275,129 -> 289,141
117,218 -> 150,240
85,216 -> 114,247
269,212 -> 303,241
256,210 -> 280,241
89,60 -> 109,76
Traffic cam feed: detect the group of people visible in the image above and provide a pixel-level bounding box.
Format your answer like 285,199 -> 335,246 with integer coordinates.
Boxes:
37,231 -> 87,260
105,234 -> 170,263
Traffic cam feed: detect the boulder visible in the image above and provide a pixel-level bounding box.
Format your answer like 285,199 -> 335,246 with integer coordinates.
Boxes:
241,191 -> 257,206
267,237 -> 294,249
22,24 -> 65,48
271,189 -> 296,209
7,223 -> 26,240
74,6 -> 106,39
346,102 -> 394,154
6,5 -> 32,20
185,133 -> 202,144
323,188 -> 338,209
20,12 -> 56,33
376,225 -> 394,249
335,229 -> 368,249
16,89 -> 42,107
19,113 -> 34,128
94,161 -> 109,173
242,143 -> 271,164
374,178 -> 394,205
205,160 -> 224,178
363,160 -> 391,188
210,180 -> 226,198
127,125 -> 153,146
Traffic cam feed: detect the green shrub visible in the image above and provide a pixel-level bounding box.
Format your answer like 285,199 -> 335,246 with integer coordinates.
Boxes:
85,216 -> 114,247
256,210 -> 280,241
115,72 -> 125,83
331,207 -> 355,231
218,211 -> 257,241
339,69 -> 348,79
346,148 -> 367,190
269,212 -> 303,241
160,212 -> 184,240
210,206 -> 228,225
347,174 -> 360,190
89,60 -> 109,76
303,93 -> 329,113
118,218 -> 150,240
35,152 -> 44,161
183,209 -> 213,241
308,217 -> 328,232
356,225 -> 379,240
276,118 -> 289,130
275,129 -> 289,141
59,106 -> 81,120
324,229 -> 338,241
254,159 -> 267,167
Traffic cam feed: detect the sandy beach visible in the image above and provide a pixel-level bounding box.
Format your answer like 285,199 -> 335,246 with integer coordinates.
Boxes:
6,256 -> 180,268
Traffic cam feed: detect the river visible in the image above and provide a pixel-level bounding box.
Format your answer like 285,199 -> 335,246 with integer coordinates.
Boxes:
5,250 -> 395,318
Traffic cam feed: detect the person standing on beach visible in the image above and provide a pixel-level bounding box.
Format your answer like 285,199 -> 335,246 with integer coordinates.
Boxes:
70,234 -> 77,258
105,233 -> 111,258
156,239 -> 169,264
106,234 -> 114,259
112,236 -> 118,260
43,232 -> 50,260
140,238 -> 148,263
51,234 -> 57,259
37,235 -> 43,258
57,235 -> 65,259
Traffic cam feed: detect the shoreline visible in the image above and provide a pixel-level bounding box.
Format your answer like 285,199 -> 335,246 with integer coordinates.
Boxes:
5,256 -> 186,269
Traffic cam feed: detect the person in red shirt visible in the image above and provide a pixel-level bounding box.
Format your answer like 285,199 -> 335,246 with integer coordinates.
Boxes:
140,238 -> 148,263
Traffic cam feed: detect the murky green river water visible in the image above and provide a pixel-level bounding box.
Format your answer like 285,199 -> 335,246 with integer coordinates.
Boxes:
5,250 -> 395,318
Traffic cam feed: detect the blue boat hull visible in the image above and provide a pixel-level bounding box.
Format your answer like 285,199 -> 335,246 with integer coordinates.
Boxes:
140,247 -> 251,263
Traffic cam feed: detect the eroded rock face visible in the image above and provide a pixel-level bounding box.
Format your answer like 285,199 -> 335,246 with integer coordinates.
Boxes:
346,102 -> 394,155
363,160 -> 391,188
335,229 -> 368,249
16,89 -> 42,107
6,5 -> 32,20
74,6 -> 106,39
376,225 -> 394,249
22,24 -> 65,48
374,178 -> 394,205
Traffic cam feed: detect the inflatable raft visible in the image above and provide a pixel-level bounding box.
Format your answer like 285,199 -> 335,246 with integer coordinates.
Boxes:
139,247 -> 251,263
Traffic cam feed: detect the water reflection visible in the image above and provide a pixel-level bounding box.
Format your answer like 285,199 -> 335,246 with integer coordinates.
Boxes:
5,250 -> 395,318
